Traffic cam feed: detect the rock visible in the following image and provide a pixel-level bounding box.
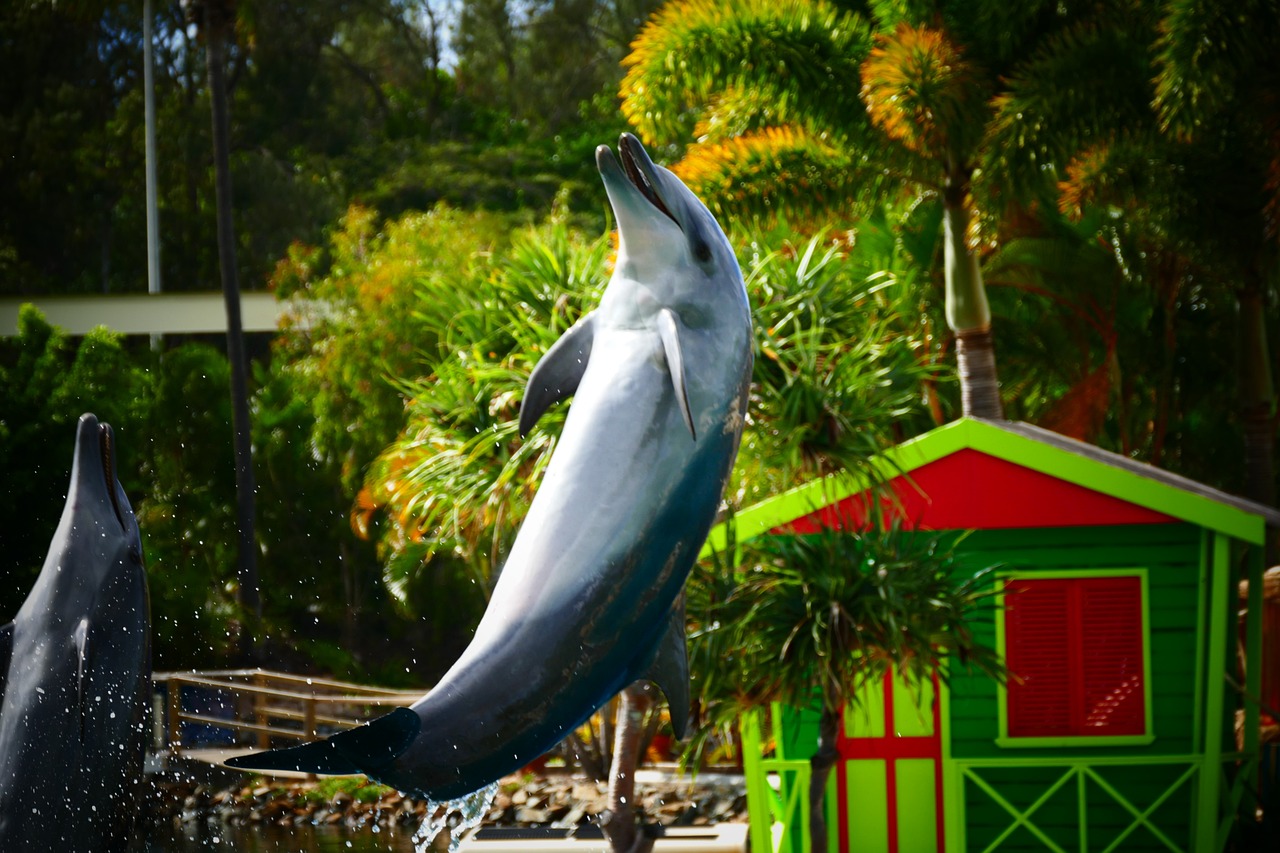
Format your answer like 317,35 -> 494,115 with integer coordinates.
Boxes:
150,768 -> 749,831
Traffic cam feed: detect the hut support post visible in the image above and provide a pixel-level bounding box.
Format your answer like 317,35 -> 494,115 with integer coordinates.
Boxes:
1243,546 -> 1264,757
1195,533 -> 1231,852
739,711 -> 777,853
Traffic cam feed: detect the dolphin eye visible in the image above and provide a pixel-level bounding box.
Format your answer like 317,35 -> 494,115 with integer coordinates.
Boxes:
693,240 -> 712,264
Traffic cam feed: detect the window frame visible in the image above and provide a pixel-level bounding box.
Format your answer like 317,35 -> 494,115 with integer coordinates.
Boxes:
995,568 -> 1155,748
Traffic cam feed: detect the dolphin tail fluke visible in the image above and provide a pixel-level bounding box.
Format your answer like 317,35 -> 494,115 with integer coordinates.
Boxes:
224,736 -> 360,775
224,706 -> 420,776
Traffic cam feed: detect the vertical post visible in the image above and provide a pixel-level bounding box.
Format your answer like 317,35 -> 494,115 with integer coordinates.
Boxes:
143,0 -> 161,350
304,697 -> 317,740
254,672 -> 269,749
740,710 -> 778,853
1244,546 -> 1265,755
167,679 -> 182,753
1195,533 -> 1230,852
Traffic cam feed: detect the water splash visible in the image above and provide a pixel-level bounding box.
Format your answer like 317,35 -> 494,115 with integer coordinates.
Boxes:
412,781 -> 499,852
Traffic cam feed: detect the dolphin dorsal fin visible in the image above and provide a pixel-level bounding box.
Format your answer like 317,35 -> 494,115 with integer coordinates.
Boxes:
657,308 -> 695,441
0,622 -> 12,703
642,595 -> 691,739
519,311 -> 597,438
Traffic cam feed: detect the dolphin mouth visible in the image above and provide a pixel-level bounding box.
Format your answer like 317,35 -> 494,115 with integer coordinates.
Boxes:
98,422 -> 128,533
615,134 -> 679,228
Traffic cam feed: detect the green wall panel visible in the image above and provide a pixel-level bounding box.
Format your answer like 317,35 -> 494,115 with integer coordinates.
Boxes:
949,524 -> 1203,761
896,759 -> 939,852
846,760 -> 889,853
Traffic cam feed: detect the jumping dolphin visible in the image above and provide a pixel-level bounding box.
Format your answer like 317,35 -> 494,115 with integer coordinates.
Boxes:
0,413 -> 151,850
227,133 -> 753,800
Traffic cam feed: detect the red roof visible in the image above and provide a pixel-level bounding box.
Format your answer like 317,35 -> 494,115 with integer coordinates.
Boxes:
779,448 -> 1177,533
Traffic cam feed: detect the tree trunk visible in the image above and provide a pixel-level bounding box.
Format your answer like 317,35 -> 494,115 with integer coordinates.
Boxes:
807,708 -> 841,853
942,179 -> 1003,419
1239,278 -> 1276,563
203,0 -> 261,661
601,683 -> 656,853
956,327 -> 1003,420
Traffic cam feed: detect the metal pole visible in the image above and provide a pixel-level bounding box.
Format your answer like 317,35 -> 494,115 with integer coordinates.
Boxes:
143,0 -> 161,350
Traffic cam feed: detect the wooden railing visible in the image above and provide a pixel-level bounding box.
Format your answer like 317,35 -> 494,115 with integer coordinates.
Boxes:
155,669 -> 424,753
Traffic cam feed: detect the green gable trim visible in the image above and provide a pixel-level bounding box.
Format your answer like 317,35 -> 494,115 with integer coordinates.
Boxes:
702,419 -> 1270,557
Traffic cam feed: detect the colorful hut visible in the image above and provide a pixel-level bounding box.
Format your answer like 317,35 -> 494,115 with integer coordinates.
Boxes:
717,418 -> 1277,853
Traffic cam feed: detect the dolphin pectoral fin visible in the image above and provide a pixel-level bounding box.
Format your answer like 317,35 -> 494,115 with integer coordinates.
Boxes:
0,622 -> 11,702
642,597 -> 691,739
520,311 -> 597,438
224,707 -> 420,776
657,308 -> 695,441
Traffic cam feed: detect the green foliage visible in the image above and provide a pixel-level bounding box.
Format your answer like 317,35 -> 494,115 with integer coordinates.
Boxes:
360,221 -> 611,604
731,214 -> 946,507
133,343 -> 242,668
271,205 -> 515,497
296,776 -> 393,804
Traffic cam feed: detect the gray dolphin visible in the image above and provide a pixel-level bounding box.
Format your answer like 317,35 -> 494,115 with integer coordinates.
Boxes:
0,413 -> 151,851
227,134 -> 753,801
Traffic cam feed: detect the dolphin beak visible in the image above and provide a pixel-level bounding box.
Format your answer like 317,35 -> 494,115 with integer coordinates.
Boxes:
596,134 -> 680,229
75,413 -> 129,534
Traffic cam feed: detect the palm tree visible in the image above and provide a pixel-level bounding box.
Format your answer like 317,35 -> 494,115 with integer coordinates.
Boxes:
690,524 -> 1001,853
619,0 -> 1154,419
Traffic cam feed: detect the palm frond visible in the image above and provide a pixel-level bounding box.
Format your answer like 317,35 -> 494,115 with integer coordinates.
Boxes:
693,525 -> 1003,716
692,86 -> 799,144
672,127 -> 903,226
860,23 -> 988,163
1154,0 -> 1280,137
620,0 -> 871,146
976,11 -> 1156,209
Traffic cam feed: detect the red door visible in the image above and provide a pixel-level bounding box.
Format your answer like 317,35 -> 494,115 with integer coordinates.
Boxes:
834,672 -> 945,852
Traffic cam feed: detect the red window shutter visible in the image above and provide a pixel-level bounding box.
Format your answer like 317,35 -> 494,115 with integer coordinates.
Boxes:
1005,579 -> 1073,737
1004,575 -> 1146,739
1079,576 -> 1146,735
